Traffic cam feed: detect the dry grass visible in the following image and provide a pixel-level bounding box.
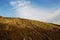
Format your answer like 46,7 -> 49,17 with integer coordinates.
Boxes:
0,16 -> 60,40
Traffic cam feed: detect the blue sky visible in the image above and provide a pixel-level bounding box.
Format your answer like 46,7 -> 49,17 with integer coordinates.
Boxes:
0,0 -> 60,24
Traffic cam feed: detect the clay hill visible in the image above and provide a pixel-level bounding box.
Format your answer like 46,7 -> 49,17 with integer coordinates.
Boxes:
0,16 -> 60,40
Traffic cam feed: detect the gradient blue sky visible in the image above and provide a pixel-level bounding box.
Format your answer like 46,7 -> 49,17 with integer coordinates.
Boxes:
0,0 -> 60,24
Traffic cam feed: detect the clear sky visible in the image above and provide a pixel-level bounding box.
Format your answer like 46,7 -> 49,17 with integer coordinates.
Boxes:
0,0 -> 60,24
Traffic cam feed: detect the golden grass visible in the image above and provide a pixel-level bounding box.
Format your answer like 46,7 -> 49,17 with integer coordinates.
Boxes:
0,16 -> 60,40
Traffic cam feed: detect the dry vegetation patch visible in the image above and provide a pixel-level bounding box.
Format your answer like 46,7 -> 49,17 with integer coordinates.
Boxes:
0,16 -> 60,40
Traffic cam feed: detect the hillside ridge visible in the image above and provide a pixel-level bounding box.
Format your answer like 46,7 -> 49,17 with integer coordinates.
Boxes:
0,16 -> 60,40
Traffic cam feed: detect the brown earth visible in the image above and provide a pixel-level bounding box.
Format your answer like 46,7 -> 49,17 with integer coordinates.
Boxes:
0,16 -> 60,40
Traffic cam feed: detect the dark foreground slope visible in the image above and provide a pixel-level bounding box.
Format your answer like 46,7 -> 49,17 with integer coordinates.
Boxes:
0,16 -> 60,40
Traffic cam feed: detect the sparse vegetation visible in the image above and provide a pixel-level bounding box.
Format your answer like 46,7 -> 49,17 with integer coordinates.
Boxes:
0,16 -> 60,40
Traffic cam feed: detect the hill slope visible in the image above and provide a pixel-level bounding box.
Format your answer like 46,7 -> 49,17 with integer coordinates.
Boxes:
0,16 -> 60,40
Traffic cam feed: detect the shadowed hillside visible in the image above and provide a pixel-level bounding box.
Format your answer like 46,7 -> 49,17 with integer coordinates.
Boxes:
0,16 -> 60,40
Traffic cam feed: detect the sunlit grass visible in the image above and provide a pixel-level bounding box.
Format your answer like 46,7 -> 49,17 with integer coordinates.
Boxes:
0,16 -> 60,40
